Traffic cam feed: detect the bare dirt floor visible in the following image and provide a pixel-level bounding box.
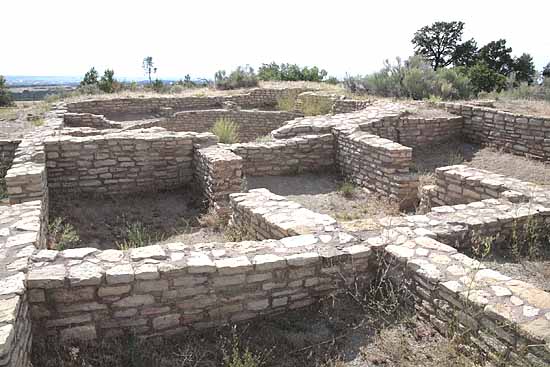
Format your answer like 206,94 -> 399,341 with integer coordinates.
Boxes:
48,188 -> 229,250
0,101 -> 47,138
247,174 -> 401,233
413,140 -> 550,186
32,289 -> 484,367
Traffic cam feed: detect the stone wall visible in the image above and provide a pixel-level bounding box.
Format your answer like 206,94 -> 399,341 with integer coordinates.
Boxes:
194,146 -> 243,212
63,113 -> 121,129
361,115 -> 464,148
230,189 -> 338,239
44,130 -> 217,195
130,109 -> 301,142
226,134 -> 335,176
425,165 -> 541,207
0,200 -> 45,367
26,232 -> 371,342
383,236 -> 550,367
0,140 -> 21,173
439,102 -> 550,160
334,127 -> 418,209
66,88 -> 309,118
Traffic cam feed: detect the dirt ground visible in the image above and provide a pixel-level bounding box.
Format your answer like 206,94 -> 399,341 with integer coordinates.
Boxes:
32,289 -> 483,367
247,174 -> 400,230
0,101 -> 48,138
49,189 -> 228,250
413,141 -> 550,186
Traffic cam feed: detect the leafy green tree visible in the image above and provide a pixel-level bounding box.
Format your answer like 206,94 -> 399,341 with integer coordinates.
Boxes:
452,39 -> 479,67
468,62 -> 507,93
412,21 -> 465,70
542,62 -> 550,79
142,56 -> 157,84
513,53 -> 536,85
0,75 -> 13,107
258,62 -> 281,80
98,69 -> 116,93
479,39 -> 514,75
80,67 -> 99,87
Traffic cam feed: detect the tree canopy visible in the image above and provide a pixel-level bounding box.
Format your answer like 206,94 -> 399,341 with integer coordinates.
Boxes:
412,21 -> 465,70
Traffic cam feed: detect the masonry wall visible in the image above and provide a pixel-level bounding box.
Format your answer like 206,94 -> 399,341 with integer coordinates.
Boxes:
44,130 -> 217,195
63,113 -> 121,129
227,134 -> 335,176
361,115 -> 464,148
194,146 -> 243,212
230,189 -> 338,239
0,140 -> 21,173
426,165 -> 536,207
133,109 -> 301,142
440,102 -> 550,160
384,237 -> 550,367
27,234 -> 373,342
65,88 -> 309,118
334,127 -> 418,209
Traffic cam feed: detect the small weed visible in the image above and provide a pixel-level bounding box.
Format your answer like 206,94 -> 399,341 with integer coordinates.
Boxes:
48,217 -> 80,250
337,181 -> 356,198
212,118 -> 239,144
224,224 -> 256,242
116,221 -> 163,250
198,208 -> 228,231
254,135 -> 274,143
448,150 -> 464,165
222,327 -> 268,367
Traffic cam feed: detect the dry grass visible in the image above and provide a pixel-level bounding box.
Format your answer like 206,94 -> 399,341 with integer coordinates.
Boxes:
493,99 -> 550,118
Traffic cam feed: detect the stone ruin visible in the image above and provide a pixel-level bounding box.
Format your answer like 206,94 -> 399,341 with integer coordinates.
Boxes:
0,87 -> 549,366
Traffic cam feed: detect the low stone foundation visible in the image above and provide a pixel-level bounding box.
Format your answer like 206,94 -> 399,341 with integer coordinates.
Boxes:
227,134 -> 335,176
230,188 -> 338,239
63,113 -> 121,129
194,146 -> 243,212
27,232 -> 370,342
44,130 -> 217,194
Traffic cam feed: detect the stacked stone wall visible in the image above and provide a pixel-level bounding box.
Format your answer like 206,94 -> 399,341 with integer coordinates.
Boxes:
63,113 -> 121,129
194,146 -> 243,212
131,109 -> 301,142
382,236 -> 550,367
0,140 -> 21,174
227,134 -> 335,176
440,102 -> 550,159
334,127 -> 418,208
362,115 -> 464,148
26,231 -> 371,342
0,200 -> 45,367
44,130 -> 217,195
230,189 -> 338,239
65,88 -> 310,118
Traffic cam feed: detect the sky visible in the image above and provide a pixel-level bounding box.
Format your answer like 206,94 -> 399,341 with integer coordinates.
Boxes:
3,0 -> 550,80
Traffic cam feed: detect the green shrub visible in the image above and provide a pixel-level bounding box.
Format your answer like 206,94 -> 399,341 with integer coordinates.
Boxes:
211,118 -> 239,143
467,62 -> 507,93
344,56 -> 474,100
150,78 -> 165,93
80,67 -> 99,87
98,69 -> 116,93
215,66 -> 259,90
48,217 -> 80,250
0,76 -> 13,107
258,62 -> 328,82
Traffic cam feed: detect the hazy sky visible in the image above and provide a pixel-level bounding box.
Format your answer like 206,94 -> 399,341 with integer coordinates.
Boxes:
3,0 -> 549,79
